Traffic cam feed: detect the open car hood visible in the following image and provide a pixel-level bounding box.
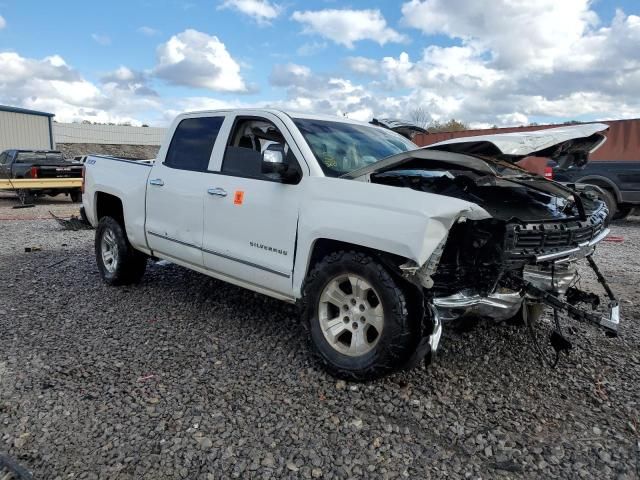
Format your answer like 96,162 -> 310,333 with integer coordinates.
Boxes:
424,123 -> 609,168
370,118 -> 427,140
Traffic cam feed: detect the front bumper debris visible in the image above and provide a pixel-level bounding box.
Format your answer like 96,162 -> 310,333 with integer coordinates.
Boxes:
511,255 -> 620,335
433,290 -> 522,321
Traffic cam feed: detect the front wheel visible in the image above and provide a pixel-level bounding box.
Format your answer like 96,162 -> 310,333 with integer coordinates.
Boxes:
95,216 -> 147,285
302,251 -> 418,381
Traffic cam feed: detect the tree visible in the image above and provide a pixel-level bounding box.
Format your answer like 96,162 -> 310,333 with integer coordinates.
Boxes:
408,106 -> 431,129
426,118 -> 468,133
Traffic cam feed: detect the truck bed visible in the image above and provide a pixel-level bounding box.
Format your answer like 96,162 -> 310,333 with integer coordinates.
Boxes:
83,155 -> 153,252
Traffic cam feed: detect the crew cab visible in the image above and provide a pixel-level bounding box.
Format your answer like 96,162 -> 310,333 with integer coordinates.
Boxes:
0,149 -> 83,203
82,110 -> 619,380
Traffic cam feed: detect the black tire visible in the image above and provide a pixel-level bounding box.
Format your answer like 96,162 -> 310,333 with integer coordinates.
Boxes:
302,250 -> 418,381
613,205 -> 633,221
95,216 -> 147,286
17,189 -> 35,205
70,190 -> 82,203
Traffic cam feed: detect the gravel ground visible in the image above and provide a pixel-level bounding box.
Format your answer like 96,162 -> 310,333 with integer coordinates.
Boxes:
1,194 -> 639,479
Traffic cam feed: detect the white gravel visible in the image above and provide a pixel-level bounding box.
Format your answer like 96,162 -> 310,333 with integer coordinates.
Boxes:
0,194 -> 638,479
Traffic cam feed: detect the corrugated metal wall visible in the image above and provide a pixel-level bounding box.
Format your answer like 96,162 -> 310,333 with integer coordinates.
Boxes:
53,123 -> 167,146
0,111 -> 51,151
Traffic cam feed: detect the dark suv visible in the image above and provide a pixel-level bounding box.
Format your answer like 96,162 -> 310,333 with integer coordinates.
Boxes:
546,160 -> 640,219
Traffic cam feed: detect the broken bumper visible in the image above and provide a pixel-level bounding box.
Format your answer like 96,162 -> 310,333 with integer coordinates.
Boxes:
433,291 -> 522,321
432,254 -> 620,335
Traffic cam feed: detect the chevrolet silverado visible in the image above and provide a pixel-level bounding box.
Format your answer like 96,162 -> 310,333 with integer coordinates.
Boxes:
82,110 -> 619,380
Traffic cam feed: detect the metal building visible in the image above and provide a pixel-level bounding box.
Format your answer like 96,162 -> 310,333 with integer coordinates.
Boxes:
0,105 -> 55,152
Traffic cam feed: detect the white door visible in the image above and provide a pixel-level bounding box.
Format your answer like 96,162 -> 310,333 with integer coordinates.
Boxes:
145,115 -> 226,267
202,114 -> 304,297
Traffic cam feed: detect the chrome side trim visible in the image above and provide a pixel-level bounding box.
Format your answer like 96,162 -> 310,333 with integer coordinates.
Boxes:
146,230 -> 291,279
150,250 -> 296,303
201,246 -> 290,278
147,230 -> 200,250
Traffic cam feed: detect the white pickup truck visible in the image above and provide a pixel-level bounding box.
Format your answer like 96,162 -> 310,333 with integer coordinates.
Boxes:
82,109 -> 619,380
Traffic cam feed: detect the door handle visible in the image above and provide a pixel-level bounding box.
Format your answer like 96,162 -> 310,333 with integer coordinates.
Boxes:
207,187 -> 227,197
149,178 -> 164,186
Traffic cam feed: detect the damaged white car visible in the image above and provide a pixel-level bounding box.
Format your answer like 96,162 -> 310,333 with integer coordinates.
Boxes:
82,110 -> 618,380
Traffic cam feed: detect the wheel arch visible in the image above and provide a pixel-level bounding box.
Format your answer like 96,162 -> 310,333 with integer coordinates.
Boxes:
304,238 -> 409,283
95,191 -> 125,226
575,175 -> 622,202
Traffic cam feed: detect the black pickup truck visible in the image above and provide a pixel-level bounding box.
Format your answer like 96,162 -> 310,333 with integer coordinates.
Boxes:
0,149 -> 83,203
548,160 -> 640,219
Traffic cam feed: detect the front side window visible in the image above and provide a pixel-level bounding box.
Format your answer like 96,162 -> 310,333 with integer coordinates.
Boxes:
165,116 -> 224,171
293,118 -> 417,177
222,117 -> 301,181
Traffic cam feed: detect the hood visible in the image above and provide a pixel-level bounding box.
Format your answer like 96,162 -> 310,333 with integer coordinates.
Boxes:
424,123 -> 608,168
370,118 -> 427,140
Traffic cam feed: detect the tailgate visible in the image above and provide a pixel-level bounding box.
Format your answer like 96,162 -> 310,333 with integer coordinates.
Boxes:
34,164 -> 83,179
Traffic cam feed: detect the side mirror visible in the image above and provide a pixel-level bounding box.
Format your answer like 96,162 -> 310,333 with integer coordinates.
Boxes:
262,144 -> 287,175
261,144 -> 301,184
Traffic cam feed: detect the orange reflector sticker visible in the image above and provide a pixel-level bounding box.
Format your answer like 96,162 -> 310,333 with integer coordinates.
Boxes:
234,190 -> 244,205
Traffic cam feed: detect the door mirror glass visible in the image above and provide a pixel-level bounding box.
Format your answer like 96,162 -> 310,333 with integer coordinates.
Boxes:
262,144 -> 287,176
263,147 -> 285,168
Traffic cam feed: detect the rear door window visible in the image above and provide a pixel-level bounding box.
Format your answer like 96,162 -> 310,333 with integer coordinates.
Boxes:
165,116 -> 224,171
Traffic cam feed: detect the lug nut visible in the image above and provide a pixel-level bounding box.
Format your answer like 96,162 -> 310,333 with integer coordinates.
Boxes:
352,322 -> 358,329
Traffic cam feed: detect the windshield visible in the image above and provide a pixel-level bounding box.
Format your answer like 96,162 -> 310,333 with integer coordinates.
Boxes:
293,118 -> 417,177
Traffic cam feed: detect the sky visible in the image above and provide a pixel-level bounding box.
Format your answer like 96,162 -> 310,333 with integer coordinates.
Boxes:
0,0 -> 639,128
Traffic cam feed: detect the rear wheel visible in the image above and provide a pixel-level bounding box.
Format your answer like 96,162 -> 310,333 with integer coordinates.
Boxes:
95,216 -> 147,285
302,251 -> 418,381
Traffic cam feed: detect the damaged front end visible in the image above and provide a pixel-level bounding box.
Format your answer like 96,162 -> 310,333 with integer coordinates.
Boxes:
345,123 -> 618,366
369,155 -> 617,365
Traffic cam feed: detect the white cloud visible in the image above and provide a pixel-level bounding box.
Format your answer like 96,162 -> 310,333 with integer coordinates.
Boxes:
325,1 -> 640,126
291,9 -> 406,48
91,33 -> 111,46
0,51 -> 161,125
153,29 -> 247,92
269,63 -> 313,87
0,15 -> 6,30
219,0 -> 282,24
138,26 -> 159,36
401,0 -> 598,72
345,57 -> 379,76
296,41 -> 327,57
101,66 -> 158,97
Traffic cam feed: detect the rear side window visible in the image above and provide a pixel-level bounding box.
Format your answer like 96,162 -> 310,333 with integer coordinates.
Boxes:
164,116 -> 224,171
